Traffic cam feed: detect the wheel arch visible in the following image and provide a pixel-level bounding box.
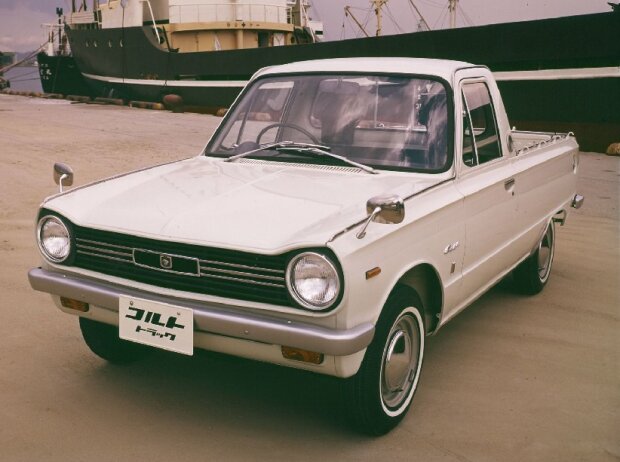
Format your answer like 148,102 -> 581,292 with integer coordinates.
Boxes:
389,263 -> 443,334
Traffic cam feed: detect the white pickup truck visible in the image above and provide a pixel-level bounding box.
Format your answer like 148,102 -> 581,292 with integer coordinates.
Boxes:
29,58 -> 583,435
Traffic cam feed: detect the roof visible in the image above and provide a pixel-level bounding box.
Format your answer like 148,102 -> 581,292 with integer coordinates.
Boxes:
254,57 -> 481,82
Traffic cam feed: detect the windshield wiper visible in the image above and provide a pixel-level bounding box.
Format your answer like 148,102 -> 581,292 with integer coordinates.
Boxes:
223,141 -> 330,163
276,144 -> 377,174
224,141 -> 376,174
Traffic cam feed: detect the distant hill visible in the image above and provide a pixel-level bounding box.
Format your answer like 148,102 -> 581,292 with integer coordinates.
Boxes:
0,51 -> 16,68
16,51 -> 38,66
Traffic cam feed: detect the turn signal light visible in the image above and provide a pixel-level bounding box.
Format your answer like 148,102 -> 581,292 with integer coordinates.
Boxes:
281,346 -> 324,364
365,267 -> 382,280
60,297 -> 89,312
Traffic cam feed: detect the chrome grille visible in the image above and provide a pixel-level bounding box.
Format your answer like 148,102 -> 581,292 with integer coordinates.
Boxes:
72,226 -> 291,306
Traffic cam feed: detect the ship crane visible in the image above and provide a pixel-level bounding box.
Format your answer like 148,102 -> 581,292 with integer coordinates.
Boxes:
344,0 -> 431,37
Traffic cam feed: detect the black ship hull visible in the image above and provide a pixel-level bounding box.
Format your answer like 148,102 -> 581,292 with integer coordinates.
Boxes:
67,12 -> 619,151
36,52 -> 93,97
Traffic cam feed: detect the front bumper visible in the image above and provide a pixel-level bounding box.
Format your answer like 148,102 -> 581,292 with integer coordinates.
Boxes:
28,267 -> 374,357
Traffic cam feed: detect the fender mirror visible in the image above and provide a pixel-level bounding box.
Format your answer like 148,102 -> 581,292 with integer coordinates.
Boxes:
357,194 -> 405,239
53,162 -> 74,193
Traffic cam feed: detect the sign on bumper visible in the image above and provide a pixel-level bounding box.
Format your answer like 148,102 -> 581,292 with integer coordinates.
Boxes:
119,295 -> 194,355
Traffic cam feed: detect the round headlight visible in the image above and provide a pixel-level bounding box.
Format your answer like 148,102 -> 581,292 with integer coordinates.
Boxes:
37,215 -> 71,263
286,252 -> 341,310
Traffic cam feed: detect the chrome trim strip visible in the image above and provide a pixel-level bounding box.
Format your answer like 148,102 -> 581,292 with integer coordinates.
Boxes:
198,258 -> 284,274
200,272 -> 286,288
199,265 -> 285,282
76,250 -> 133,264
76,243 -> 133,258
76,238 -> 133,251
28,268 -> 374,356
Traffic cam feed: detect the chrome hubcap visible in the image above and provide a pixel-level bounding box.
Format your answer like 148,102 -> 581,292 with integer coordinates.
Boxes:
381,314 -> 420,410
537,224 -> 554,281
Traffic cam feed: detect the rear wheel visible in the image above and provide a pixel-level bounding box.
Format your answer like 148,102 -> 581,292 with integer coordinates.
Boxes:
514,220 -> 555,295
344,289 -> 425,435
79,317 -> 152,364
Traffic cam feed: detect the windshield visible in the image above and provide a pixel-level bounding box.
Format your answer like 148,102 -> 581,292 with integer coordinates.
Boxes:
206,74 -> 451,172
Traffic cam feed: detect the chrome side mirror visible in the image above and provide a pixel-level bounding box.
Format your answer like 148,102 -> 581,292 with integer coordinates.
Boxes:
53,162 -> 74,193
357,194 -> 405,239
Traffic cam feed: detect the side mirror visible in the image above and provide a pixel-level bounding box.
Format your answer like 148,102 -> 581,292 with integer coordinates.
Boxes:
53,162 -> 74,193
357,194 -> 405,239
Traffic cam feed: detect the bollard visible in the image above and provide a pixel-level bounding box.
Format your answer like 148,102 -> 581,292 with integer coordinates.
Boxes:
162,94 -> 184,113
606,143 -> 620,156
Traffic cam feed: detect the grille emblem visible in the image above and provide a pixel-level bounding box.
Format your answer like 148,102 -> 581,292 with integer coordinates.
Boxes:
160,254 -> 173,269
133,249 -> 200,277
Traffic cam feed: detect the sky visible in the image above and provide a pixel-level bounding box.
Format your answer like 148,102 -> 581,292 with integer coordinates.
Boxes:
0,0 -> 615,52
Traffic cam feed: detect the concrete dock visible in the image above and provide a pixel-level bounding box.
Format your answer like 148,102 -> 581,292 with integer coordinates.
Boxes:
0,94 -> 618,461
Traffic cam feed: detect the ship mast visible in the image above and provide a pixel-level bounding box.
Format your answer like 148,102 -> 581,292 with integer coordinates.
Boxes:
371,0 -> 388,36
448,0 -> 458,28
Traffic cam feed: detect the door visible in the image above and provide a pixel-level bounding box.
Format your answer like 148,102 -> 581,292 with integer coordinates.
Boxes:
455,80 -> 518,304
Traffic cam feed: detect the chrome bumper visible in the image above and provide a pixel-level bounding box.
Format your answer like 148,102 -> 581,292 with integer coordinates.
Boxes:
28,268 -> 374,356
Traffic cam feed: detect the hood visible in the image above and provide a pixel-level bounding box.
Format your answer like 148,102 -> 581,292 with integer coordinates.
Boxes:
45,157 -> 444,253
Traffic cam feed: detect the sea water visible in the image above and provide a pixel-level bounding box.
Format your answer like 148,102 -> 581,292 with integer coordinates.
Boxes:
3,65 -> 43,93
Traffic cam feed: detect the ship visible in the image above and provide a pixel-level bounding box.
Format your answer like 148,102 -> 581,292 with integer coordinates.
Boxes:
37,8 -> 94,97
64,0 -> 322,108
63,1 -> 619,151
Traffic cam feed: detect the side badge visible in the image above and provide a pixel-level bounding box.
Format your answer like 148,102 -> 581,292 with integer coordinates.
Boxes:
443,241 -> 460,255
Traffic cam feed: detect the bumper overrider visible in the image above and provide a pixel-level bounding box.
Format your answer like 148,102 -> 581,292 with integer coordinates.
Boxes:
28,267 -> 375,358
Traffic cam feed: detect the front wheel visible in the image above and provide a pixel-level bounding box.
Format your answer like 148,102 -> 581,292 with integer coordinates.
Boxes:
344,290 -> 425,435
513,220 -> 555,295
79,317 -> 152,364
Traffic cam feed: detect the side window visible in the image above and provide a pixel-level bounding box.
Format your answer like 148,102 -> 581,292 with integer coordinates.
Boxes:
462,96 -> 476,167
461,82 -> 502,167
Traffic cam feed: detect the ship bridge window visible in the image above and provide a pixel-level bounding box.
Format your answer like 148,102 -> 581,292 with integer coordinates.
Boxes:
258,32 -> 271,48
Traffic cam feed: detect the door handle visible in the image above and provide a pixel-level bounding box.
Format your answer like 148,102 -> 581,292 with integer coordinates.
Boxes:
504,178 -> 515,190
